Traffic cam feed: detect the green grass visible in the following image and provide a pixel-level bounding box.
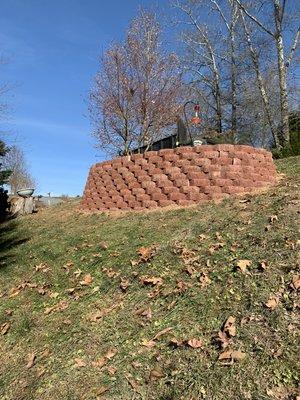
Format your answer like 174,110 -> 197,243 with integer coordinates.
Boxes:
0,156 -> 299,400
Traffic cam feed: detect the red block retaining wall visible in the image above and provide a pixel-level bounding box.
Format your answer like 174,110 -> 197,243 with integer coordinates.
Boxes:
81,144 -> 277,212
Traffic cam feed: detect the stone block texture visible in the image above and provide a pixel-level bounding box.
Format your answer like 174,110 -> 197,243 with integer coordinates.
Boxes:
81,145 -> 277,212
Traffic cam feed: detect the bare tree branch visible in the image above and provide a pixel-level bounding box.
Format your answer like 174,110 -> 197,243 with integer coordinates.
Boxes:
234,0 -> 274,37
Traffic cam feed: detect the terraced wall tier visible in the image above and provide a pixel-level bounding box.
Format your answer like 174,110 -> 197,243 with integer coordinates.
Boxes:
81,144 -> 277,212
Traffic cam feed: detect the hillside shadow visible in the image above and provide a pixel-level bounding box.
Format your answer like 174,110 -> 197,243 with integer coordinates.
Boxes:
0,217 -> 29,268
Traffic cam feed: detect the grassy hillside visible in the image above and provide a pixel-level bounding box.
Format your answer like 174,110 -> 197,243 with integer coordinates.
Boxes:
0,156 -> 299,400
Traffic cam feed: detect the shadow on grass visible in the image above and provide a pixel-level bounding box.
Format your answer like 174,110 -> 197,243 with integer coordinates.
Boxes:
0,216 -> 29,268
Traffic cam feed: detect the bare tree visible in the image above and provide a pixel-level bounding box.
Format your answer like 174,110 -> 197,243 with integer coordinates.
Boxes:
89,10 -> 184,155
234,0 -> 300,147
3,145 -> 35,194
209,0 -> 239,131
175,1 -> 224,132
239,11 -> 279,146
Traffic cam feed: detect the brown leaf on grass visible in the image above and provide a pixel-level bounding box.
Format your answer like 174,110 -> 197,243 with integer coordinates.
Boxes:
217,330 -> 230,349
1,322 -> 10,335
106,366 -> 117,375
8,287 -> 21,297
74,358 -> 86,368
258,261 -> 268,271
44,300 -> 68,315
88,302 -> 121,323
96,386 -> 110,396
265,296 -> 279,310
5,309 -> 13,316
36,367 -> 46,377
40,348 -> 51,359
49,291 -> 59,299
92,357 -> 106,368
150,367 -> 165,381
218,350 -> 233,360
135,307 -> 152,320
137,246 -> 156,262
99,242 -> 108,250
199,234 -> 207,241
223,316 -> 236,337
231,350 -> 246,361
219,349 -> 246,362
174,280 -> 191,294
26,353 -> 36,369
74,268 -> 82,278
208,242 -> 225,255
185,265 -> 197,276
169,338 -> 184,347
187,338 -> 203,349
153,327 -> 173,340
141,339 -> 156,348
199,272 -> 211,287
105,348 -> 117,360
102,268 -> 119,279
236,259 -> 251,273
62,262 -> 74,274
147,288 -> 161,298
269,215 -> 278,223
290,275 -> 300,291
80,273 -> 93,286
140,276 -> 163,286
125,373 -> 140,390
120,278 -> 130,292
35,263 -> 51,273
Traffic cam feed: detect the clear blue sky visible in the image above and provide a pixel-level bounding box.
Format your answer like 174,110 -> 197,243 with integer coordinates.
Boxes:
1,0 -> 168,196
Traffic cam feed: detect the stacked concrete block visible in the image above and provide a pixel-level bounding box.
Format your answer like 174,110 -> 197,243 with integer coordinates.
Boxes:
81,144 -> 277,212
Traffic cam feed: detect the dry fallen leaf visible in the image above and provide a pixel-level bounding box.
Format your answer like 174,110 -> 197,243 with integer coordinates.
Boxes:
219,349 -> 246,362
185,265 -> 197,276
125,373 -> 140,390
153,327 -> 173,340
44,300 -> 68,315
199,272 -> 211,287
187,338 -> 203,349
80,273 -> 93,286
26,353 -> 36,369
140,276 -> 163,286
96,386 -> 110,396
223,316 -> 236,337
290,274 -> 300,291
236,259 -> 252,273
218,350 -> 233,360
74,358 -> 86,368
231,350 -> 246,361
217,330 -> 230,349
169,338 -> 184,347
105,348 -> 117,360
135,307 -> 152,320
150,367 -> 164,381
258,261 -> 268,271
269,215 -> 278,223
137,246 -> 156,262
141,339 -> 156,348
92,357 -> 107,368
88,303 -> 121,323
1,322 -> 10,335
99,242 -> 108,250
120,278 -> 130,292
265,296 -> 279,310
106,366 -> 117,375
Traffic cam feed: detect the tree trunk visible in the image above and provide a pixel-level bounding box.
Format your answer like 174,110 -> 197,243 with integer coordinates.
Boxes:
241,12 -> 280,147
230,31 -> 237,132
274,0 -> 289,147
